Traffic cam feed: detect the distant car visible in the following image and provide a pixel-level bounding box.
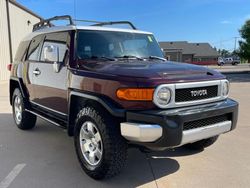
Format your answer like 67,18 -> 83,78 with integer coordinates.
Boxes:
225,57 -> 234,64
218,57 -> 240,66
217,57 -> 224,66
232,56 -> 240,65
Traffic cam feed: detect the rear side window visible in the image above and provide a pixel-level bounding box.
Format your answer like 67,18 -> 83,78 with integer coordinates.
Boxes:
27,35 -> 44,61
14,41 -> 30,61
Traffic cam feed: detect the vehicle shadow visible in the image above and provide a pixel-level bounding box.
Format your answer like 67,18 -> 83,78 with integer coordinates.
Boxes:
101,149 -> 180,187
150,146 -> 203,158
0,113 -> 200,188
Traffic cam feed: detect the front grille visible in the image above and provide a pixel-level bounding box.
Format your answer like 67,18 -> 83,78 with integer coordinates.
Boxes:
175,85 -> 218,102
183,114 -> 230,131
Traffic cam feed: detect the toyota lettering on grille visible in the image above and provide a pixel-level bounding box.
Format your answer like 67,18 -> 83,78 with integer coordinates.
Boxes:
190,89 -> 208,97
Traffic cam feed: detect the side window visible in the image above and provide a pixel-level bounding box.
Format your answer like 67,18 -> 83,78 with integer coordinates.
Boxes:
27,35 -> 44,61
40,32 -> 69,63
40,41 -> 67,62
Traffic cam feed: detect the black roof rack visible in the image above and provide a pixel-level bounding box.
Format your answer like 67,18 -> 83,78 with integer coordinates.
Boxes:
33,15 -> 74,31
92,21 -> 137,30
33,15 -> 137,31
74,19 -> 137,30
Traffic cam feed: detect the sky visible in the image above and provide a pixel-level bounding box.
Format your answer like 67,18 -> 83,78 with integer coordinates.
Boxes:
18,0 -> 250,52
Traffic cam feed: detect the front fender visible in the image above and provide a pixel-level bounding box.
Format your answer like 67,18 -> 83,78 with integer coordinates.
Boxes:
67,90 -> 125,136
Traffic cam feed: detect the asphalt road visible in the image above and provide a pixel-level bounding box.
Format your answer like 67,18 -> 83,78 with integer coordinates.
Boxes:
0,73 -> 250,188
208,63 -> 250,73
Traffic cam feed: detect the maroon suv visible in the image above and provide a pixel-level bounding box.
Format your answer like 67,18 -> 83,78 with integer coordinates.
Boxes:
9,15 -> 238,179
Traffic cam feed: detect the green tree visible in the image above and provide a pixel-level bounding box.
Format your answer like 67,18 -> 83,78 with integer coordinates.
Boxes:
218,49 -> 230,57
239,20 -> 250,63
231,50 -> 239,56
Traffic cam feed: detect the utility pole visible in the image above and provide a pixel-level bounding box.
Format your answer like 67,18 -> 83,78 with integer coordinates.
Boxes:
234,37 -> 239,51
219,38 -> 222,51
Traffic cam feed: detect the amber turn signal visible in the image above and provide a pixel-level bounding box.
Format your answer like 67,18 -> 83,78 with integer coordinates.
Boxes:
116,88 -> 154,101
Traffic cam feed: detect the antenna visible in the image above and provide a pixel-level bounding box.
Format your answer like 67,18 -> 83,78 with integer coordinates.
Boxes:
74,0 -> 76,20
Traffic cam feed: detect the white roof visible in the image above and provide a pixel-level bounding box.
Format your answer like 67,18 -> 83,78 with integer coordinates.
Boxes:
22,25 -> 153,41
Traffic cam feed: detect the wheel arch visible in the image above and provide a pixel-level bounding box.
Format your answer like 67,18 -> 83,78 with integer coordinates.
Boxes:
67,91 -> 125,136
9,77 -> 28,106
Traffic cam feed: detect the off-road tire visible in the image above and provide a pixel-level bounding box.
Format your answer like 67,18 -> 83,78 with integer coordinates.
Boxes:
12,88 -> 37,130
74,106 -> 128,180
184,136 -> 219,150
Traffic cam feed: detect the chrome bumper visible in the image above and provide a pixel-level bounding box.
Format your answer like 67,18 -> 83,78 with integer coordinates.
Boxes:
180,120 -> 232,145
121,120 -> 232,144
120,122 -> 162,142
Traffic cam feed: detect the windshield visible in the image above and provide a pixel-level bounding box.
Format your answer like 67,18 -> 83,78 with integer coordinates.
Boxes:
76,30 -> 164,60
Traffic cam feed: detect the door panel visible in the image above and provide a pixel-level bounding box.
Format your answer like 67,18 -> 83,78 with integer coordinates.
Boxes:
32,63 -> 68,114
24,35 -> 44,102
31,32 -> 70,115
26,62 -> 36,101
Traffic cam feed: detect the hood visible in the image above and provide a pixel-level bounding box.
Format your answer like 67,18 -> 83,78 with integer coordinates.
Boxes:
78,60 -> 225,85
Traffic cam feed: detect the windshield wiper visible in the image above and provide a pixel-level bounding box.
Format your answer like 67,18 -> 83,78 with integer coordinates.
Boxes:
148,56 -> 166,61
90,56 -> 116,61
115,55 -> 144,61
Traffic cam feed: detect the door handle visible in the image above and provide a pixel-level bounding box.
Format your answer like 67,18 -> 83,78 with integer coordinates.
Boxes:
33,68 -> 41,76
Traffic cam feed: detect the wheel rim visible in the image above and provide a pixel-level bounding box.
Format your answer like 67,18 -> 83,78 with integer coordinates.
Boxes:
79,121 -> 103,166
14,95 -> 22,124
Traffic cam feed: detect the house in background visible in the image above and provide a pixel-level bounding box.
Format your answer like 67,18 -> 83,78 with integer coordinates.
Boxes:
0,0 -> 41,81
159,41 -> 219,65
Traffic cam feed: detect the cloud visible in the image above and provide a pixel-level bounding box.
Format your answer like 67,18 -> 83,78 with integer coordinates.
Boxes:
220,20 -> 232,24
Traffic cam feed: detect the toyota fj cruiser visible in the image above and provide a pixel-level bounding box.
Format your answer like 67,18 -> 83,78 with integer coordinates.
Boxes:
9,15 -> 238,179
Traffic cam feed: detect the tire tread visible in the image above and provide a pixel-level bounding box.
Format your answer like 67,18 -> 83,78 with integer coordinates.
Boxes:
74,106 -> 127,179
12,88 -> 36,130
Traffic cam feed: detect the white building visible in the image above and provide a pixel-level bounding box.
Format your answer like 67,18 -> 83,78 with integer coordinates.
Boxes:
0,0 -> 41,81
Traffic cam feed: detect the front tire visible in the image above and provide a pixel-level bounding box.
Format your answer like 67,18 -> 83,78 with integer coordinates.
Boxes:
12,88 -> 37,130
74,107 -> 127,179
184,136 -> 219,150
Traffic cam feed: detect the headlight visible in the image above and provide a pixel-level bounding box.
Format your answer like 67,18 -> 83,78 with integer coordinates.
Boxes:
153,86 -> 172,107
222,80 -> 229,96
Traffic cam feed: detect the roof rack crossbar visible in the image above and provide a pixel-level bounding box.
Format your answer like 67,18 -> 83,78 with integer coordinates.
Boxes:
33,15 -> 74,31
92,21 -> 137,30
33,15 -> 137,31
73,19 -> 103,24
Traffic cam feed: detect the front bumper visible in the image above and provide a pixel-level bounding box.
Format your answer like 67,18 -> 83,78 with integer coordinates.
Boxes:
121,98 -> 238,150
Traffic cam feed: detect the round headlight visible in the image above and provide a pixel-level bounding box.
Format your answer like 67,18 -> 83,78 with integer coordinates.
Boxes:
154,87 -> 171,107
222,80 -> 229,96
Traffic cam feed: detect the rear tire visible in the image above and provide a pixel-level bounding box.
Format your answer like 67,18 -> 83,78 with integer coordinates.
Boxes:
74,106 -> 127,179
184,136 -> 219,150
12,88 -> 37,130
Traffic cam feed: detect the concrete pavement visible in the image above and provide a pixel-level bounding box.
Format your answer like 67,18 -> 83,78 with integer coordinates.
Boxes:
0,74 -> 250,188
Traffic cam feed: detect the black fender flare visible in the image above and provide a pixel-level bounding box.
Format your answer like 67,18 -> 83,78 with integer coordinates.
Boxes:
9,77 -> 29,105
67,91 -> 125,136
